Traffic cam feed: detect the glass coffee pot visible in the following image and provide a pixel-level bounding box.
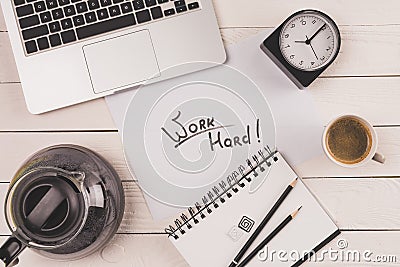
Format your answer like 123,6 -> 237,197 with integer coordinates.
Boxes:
0,145 -> 125,266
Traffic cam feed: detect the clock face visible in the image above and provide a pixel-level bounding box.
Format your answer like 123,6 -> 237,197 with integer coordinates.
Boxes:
279,11 -> 340,71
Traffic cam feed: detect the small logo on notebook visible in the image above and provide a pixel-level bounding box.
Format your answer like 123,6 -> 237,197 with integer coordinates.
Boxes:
227,225 -> 243,242
238,216 -> 255,233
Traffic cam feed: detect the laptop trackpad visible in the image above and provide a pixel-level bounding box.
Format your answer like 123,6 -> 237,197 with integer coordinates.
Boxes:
83,30 -> 160,93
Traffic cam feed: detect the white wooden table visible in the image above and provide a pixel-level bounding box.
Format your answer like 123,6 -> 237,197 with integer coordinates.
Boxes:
1,1 -> 400,266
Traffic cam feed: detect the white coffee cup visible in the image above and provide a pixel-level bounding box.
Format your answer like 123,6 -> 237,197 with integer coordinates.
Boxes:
322,115 -> 385,168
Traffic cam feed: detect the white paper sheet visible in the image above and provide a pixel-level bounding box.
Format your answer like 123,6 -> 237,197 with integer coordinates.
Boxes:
106,30 -> 324,220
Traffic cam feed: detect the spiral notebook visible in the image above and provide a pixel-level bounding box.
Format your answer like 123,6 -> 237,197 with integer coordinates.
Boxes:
165,150 -> 340,266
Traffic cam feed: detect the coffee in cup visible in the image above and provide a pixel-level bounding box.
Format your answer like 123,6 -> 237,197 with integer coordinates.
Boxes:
322,115 -> 385,167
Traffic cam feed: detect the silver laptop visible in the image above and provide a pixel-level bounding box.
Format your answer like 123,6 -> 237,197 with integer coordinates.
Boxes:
1,0 -> 226,114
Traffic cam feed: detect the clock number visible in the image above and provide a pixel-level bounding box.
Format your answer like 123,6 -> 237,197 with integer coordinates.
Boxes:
311,61 -> 315,65
301,19 -> 306,25
284,44 -> 290,48
320,56 -> 325,61
284,34 -> 289,38
299,60 -> 304,65
326,46 -> 331,51
322,25 -> 327,31
312,20 -> 316,24
290,55 -> 295,59
290,23 -> 295,28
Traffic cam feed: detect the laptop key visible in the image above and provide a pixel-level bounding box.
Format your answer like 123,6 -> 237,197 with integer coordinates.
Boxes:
64,5 -> 76,16
176,5 -> 187,13
73,14 -> 85,26
100,0 -> 112,7
58,0 -> 70,6
145,0 -> 156,7
164,8 -> 175,16
150,6 -> 162,19
25,40 -> 38,54
16,4 -> 34,17
96,8 -> 109,20
61,30 -> 77,43
113,0 -> 124,3
52,8 -> 64,20
40,11 -> 52,23
136,9 -> 150,23
71,0 -> 81,2
61,18 -> 73,29
49,21 -> 61,32
34,1 -> 46,12
49,33 -> 62,46
46,0 -> 58,9
76,2 -> 88,13
132,0 -> 144,10
88,0 -> 100,10
157,0 -> 168,4
109,6 -> 121,17
188,2 -> 199,9
14,0 -> 26,6
121,2 -> 133,13
76,14 -> 136,39
174,0 -> 185,7
22,25 -> 49,40
85,11 -> 97,23
19,15 -> 40,29
37,37 -> 50,50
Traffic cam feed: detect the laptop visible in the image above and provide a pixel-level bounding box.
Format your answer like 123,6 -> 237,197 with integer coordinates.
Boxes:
1,0 -> 226,114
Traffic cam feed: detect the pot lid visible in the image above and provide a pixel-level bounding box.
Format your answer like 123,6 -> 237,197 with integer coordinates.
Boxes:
8,168 -> 86,247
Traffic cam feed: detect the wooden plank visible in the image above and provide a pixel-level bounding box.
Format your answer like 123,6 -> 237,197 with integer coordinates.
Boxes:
0,32 -> 18,82
213,0 -> 400,28
310,77 -> 400,126
2,129 -> 400,180
0,235 -> 189,267
1,177 -> 400,235
2,26 -> 400,82
0,133 -> 130,184
0,231 -> 399,267
305,178 -> 400,230
1,76 -> 400,132
0,84 -> 116,131
0,7 -> 5,32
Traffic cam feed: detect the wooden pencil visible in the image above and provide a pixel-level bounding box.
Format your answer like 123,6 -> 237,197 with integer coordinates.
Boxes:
228,178 -> 298,267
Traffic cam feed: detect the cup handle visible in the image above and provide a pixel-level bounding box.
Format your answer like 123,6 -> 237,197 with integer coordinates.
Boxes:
372,152 -> 385,164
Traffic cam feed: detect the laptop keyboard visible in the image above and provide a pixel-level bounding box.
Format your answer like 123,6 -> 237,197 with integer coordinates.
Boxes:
13,0 -> 201,55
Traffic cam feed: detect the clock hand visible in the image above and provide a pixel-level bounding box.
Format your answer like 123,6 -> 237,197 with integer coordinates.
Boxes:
309,42 -> 319,60
306,35 -> 319,60
294,40 -> 307,43
306,23 -> 326,44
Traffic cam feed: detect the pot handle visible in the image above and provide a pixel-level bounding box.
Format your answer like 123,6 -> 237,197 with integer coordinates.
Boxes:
0,235 -> 26,267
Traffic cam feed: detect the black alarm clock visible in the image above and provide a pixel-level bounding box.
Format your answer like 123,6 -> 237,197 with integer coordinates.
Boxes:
260,10 -> 341,88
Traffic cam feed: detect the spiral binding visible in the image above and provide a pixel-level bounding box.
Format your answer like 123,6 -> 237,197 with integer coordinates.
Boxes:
165,146 -> 279,240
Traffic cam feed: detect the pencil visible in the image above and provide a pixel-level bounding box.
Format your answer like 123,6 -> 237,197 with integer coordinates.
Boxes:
236,206 -> 302,267
228,178 -> 298,267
